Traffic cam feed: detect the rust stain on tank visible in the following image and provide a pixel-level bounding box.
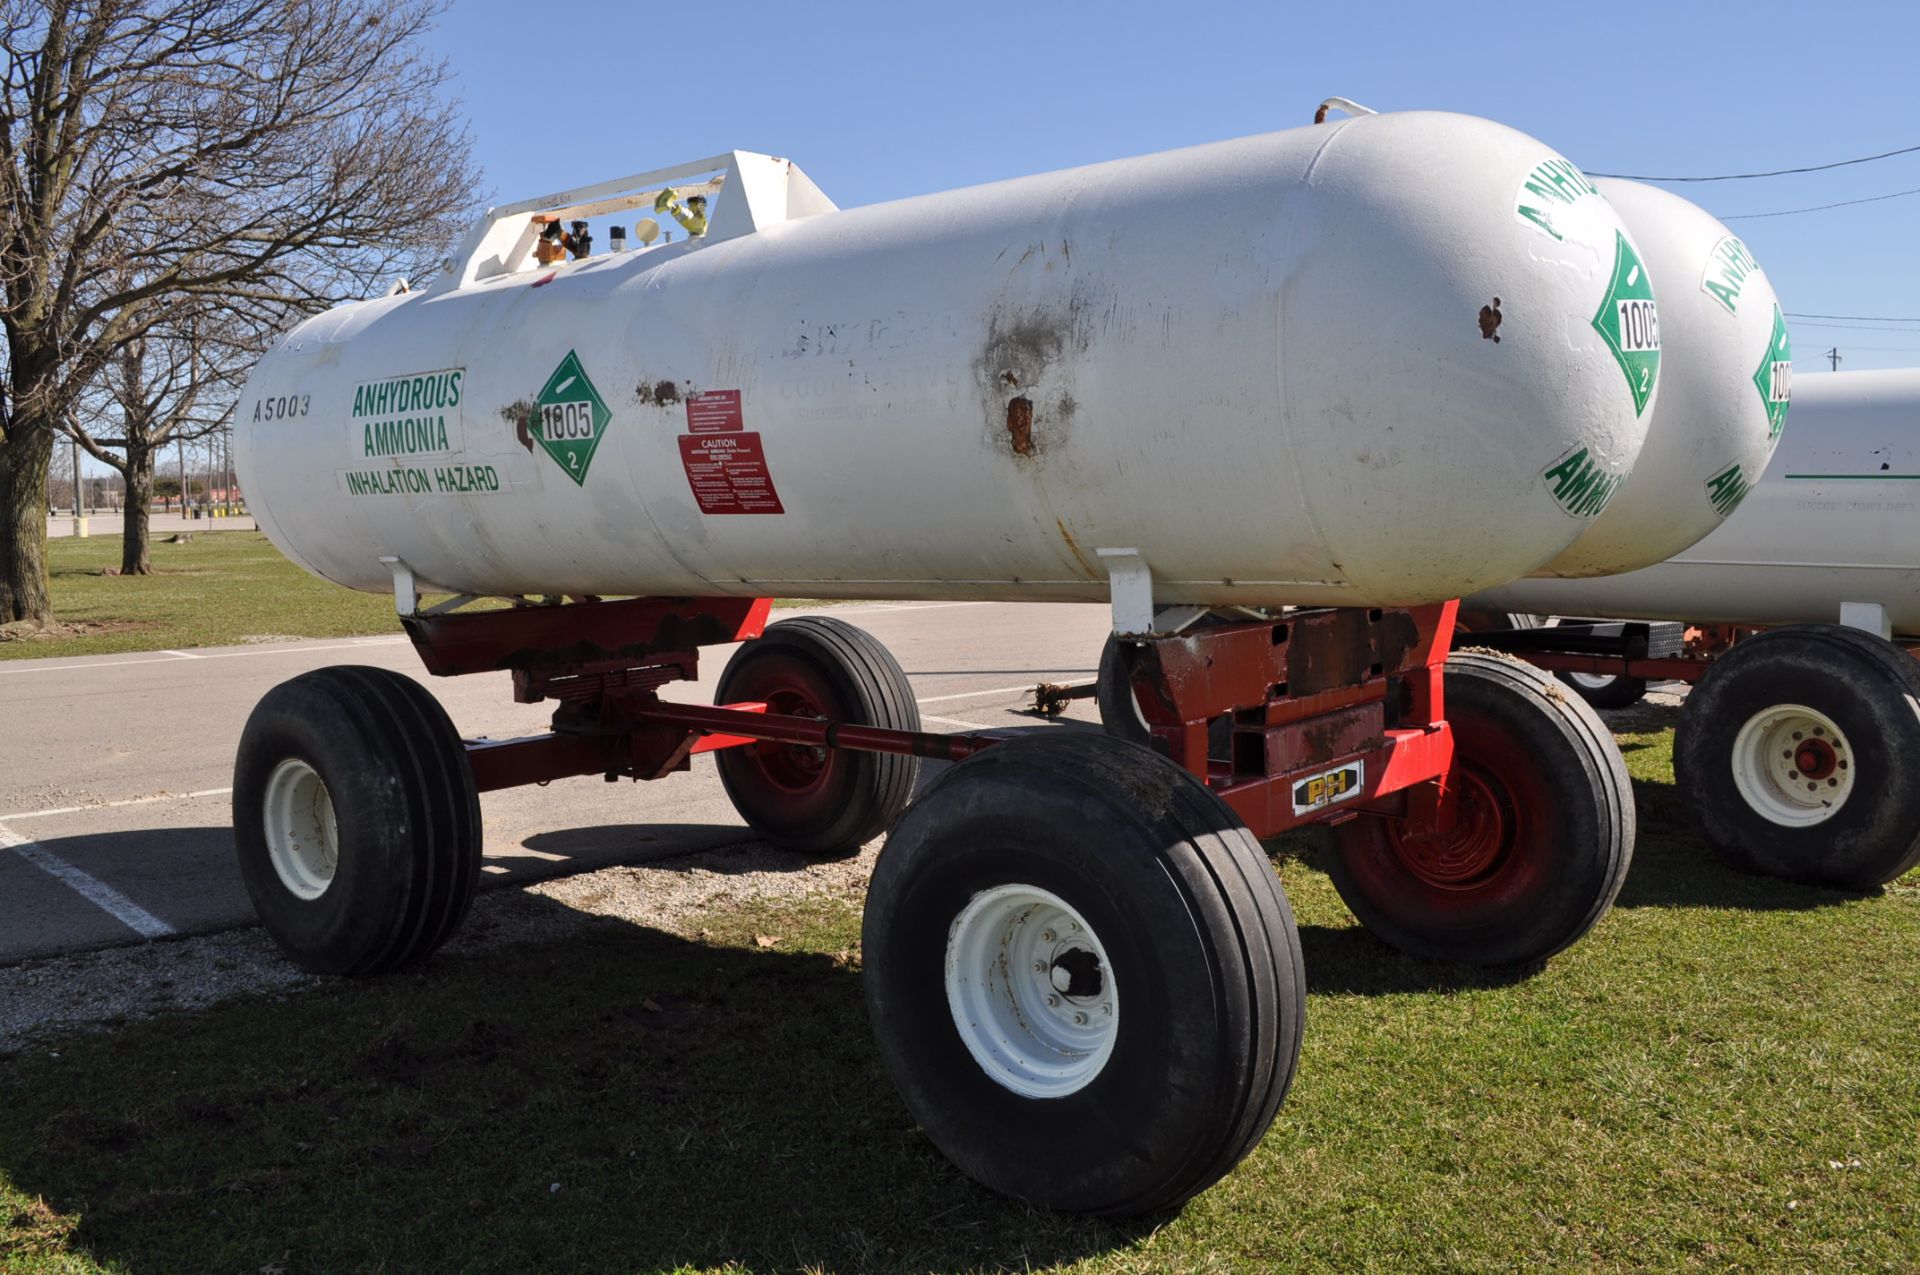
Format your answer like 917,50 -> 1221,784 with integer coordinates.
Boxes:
636,379 -> 683,406
1054,516 -> 1098,577
1006,396 -> 1034,455
501,398 -> 536,451
976,292 -> 1094,460
1478,298 -> 1503,343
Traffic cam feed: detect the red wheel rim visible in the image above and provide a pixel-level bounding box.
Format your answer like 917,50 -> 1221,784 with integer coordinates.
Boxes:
1386,766 -> 1518,891
748,680 -> 832,791
720,648 -> 850,828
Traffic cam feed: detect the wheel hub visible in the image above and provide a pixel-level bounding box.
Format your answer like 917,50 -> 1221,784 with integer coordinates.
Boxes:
262,757 -> 339,901
1391,768 -> 1513,890
748,687 -> 832,788
945,885 -> 1117,1099
1730,703 -> 1853,827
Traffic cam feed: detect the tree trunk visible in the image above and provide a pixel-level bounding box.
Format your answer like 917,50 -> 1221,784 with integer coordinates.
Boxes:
0,420 -> 55,624
122,447 -> 155,575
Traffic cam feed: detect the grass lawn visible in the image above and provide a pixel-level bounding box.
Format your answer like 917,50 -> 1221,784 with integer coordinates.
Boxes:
3,533 -> 828,661
2,727 -> 1917,1272
1,532 -> 409,660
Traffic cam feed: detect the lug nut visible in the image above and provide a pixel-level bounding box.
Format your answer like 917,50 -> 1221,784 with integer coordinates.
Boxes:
1040,929 -> 1055,943
1073,1012 -> 1088,1025
1045,994 -> 1058,1007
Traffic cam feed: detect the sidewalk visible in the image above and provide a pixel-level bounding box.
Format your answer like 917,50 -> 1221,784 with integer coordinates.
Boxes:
46,511 -> 256,539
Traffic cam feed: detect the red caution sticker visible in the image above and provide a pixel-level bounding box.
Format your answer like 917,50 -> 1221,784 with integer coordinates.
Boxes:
678,432 -> 784,514
686,389 -> 744,434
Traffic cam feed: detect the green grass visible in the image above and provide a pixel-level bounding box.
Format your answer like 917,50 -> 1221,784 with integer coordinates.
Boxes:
3,532 -> 832,661
4,724 -> 1918,1273
1,532 -> 409,660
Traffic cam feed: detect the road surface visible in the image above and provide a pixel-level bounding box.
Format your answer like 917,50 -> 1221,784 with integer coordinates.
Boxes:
0,601 -> 1112,966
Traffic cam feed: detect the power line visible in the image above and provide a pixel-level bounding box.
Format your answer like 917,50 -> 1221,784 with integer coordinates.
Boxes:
1719,186 -> 1920,220
1786,320 -> 1920,333
1794,346 -> 1920,356
1787,311 -> 1920,323
1589,142 -> 1920,182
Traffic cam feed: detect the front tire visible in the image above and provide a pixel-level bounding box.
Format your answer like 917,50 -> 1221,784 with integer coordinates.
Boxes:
714,616 -> 920,857
1325,652 -> 1633,966
864,732 -> 1304,1216
1674,624 -> 1920,888
233,666 -> 481,976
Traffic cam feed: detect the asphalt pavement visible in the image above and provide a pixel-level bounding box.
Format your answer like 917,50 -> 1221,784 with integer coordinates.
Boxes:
0,601 -> 1113,966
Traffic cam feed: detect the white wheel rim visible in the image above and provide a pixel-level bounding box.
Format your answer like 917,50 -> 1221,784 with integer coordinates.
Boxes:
1730,703 -> 1853,828
1568,671 -> 1618,691
944,884 -> 1118,1099
263,758 -> 340,900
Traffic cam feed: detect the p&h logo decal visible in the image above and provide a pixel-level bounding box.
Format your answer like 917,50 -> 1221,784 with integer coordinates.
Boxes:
1291,760 -> 1365,817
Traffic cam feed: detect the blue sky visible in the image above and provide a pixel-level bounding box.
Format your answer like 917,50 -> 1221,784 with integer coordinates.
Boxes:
435,0 -> 1920,372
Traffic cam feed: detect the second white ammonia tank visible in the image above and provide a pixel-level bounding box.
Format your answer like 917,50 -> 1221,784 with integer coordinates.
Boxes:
1529,178 -> 1790,577
1474,369 -> 1920,634
236,111 -> 1658,608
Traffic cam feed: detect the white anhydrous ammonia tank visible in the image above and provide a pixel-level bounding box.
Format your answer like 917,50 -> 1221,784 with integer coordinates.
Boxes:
1476,369 -> 1920,633
236,112 -> 1659,608
1530,179 -> 1790,577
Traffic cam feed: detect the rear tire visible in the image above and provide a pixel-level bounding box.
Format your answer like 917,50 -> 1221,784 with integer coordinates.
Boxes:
233,666 -> 481,976
1325,652 -> 1633,966
864,732 -> 1304,1216
1094,633 -> 1150,746
714,616 -> 920,857
1558,669 -> 1649,711
1674,624 -> 1920,888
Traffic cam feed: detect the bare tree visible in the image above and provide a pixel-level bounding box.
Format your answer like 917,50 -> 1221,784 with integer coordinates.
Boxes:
0,0 -> 479,623
67,301 -> 246,572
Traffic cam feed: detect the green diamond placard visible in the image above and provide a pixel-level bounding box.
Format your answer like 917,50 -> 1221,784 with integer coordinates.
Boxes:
1591,230 -> 1662,417
1754,303 -> 1792,441
532,350 -> 611,486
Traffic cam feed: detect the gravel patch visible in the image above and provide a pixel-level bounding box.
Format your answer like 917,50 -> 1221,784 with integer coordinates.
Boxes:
0,834 -> 878,1054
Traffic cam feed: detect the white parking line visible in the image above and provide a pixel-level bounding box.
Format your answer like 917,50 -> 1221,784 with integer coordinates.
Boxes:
0,823 -> 175,938
823,601 -> 987,615
0,636 -> 409,675
0,787 -> 234,823
914,680 -> 1092,705
918,713 -> 995,730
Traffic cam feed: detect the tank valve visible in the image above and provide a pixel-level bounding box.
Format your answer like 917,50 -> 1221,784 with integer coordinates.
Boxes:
562,219 -> 592,259
654,187 -> 708,238
609,224 -> 627,253
534,219 -> 566,265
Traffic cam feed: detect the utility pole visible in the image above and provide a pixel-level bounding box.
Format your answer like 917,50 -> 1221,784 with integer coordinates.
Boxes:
1827,347 -> 1843,371
71,436 -> 88,537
